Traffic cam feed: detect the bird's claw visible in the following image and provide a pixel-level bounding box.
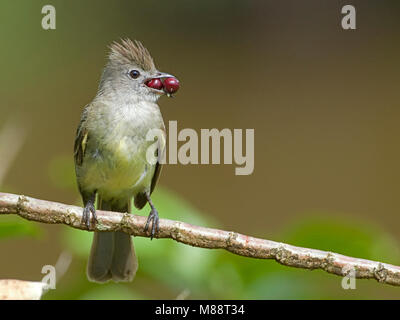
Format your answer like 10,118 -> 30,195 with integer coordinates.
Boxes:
82,202 -> 97,229
144,208 -> 159,240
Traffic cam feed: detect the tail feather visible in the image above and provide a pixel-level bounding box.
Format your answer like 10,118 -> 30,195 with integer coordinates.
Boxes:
111,231 -> 137,281
87,198 -> 138,283
87,232 -> 114,282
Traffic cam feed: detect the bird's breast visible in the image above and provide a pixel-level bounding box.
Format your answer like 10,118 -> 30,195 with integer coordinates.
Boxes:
79,100 -> 164,199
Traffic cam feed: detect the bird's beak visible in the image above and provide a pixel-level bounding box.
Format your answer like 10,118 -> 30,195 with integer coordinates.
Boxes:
151,72 -> 175,79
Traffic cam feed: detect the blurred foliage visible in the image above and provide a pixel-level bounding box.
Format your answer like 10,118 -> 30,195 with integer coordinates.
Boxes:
0,216 -> 42,240
281,216 -> 400,264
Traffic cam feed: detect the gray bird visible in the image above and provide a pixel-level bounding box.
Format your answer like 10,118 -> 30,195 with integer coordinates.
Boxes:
74,39 -> 179,282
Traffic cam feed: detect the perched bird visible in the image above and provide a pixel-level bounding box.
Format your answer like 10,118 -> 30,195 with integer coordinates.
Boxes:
74,39 -> 179,282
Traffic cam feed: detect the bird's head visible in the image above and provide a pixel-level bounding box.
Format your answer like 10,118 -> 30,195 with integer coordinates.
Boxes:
99,39 -> 179,102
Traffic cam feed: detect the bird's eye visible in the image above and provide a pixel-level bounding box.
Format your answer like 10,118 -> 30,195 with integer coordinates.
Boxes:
129,70 -> 140,79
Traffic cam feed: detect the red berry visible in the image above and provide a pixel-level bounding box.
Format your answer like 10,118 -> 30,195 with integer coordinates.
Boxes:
146,78 -> 163,90
163,77 -> 180,94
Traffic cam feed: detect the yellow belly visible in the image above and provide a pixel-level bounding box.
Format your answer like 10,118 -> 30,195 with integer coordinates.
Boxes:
80,137 -> 155,200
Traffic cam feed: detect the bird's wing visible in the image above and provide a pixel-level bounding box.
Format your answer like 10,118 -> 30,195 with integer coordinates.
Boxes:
74,107 -> 89,167
150,127 -> 167,194
134,127 -> 166,210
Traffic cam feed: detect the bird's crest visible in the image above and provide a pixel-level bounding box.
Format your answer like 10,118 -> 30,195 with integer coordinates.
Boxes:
109,38 -> 155,71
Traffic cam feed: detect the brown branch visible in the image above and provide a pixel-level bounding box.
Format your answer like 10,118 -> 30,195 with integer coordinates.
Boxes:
1,192 -> 400,287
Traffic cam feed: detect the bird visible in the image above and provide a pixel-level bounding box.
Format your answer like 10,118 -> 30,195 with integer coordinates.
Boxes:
73,38 -> 179,282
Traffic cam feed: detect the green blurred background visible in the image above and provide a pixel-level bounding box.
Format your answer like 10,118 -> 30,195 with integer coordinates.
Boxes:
0,0 -> 399,299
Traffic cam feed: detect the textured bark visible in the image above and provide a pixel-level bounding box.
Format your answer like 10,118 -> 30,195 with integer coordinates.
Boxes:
1,192 -> 400,286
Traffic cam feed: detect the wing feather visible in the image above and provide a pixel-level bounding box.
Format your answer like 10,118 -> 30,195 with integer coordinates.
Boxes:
134,128 -> 166,209
74,107 -> 89,167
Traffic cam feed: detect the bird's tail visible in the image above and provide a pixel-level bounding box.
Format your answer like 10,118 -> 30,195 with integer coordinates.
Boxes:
87,198 -> 138,283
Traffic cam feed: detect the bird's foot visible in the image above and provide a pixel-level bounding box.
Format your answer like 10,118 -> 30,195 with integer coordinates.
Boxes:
82,201 -> 97,229
144,208 -> 159,240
